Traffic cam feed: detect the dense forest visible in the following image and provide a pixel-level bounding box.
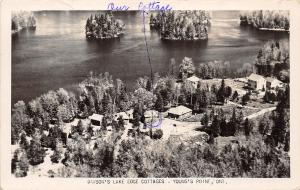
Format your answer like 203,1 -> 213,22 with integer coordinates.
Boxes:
255,41 -> 290,82
85,12 -> 125,39
150,11 -> 210,40
11,41 -> 290,178
197,60 -> 255,79
11,11 -> 36,33
240,10 -> 289,31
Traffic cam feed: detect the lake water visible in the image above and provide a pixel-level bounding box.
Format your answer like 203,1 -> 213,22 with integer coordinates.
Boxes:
12,11 -> 289,104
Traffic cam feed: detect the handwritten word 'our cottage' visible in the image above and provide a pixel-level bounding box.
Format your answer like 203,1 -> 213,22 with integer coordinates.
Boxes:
107,1 -> 173,12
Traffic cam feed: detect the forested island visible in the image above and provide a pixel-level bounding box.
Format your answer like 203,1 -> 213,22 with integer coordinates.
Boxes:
11,40 -> 290,178
11,11 -> 36,34
85,12 -> 125,39
150,11 -> 210,40
240,10 -> 289,31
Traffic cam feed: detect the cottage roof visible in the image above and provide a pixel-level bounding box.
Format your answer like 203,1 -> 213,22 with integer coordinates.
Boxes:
89,113 -> 103,121
187,75 -> 200,82
115,112 -> 129,120
168,105 -> 192,116
248,73 -> 265,82
107,126 -> 113,130
127,125 -> 133,130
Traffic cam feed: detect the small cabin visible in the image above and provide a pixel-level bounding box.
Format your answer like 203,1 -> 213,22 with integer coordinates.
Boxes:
89,114 -> 103,127
114,111 -> 130,125
167,105 -> 192,120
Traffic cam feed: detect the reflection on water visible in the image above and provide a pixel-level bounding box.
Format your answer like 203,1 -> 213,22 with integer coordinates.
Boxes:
12,11 -> 289,104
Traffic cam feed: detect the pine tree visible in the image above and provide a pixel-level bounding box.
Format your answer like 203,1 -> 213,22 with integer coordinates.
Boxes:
118,116 -> 125,130
272,107 -> 287,146
242,92 -> 250,105
50,147 -> 62,163
201,113 -> 209,128
232,90 -> 239,101
27,139 -> 46,166
132,107 -> 141,128
244,118 -> 251,137
284,131 -> 290,152
102,117 -> 108,131
217,79 -> 226,103
102,93 -> 112,116
228,108 -> 237,136
146,79 -> 152,91
220,117 -> 227,136
211,115 -> 220,137
19,133 -> 29,150
87,124 -> 94,137
263,90 -> 270,103
76,119 -> 84,135
154,93 -> 164,112
225,86 -> 232,98
11,149 -> 19,174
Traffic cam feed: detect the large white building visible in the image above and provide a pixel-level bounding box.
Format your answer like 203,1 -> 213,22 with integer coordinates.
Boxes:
247,73 -> 266,90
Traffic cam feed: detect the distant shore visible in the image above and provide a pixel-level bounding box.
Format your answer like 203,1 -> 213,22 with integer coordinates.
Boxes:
11,26 -> 36,35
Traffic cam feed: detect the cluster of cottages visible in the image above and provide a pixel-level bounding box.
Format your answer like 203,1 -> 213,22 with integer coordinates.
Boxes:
185,73 -> 283,91
88,105 -> 193,135
247,73 -> 284,91
86,73 -> 284,135
185,73 -> 284,96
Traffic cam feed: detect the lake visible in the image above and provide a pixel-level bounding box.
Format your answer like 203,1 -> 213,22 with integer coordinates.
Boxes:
12,10 -> 289,104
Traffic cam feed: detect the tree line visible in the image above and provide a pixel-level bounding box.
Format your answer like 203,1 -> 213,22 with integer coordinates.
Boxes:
255,40 -> 290,82
11,11 -> 36,32
240,10 -> 289,30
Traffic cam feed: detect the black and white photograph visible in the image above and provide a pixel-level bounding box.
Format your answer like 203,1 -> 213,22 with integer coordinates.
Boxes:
8,8 -> 292,179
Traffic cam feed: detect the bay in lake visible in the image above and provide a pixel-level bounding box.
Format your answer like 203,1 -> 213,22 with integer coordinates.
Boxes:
12,11 -> 289,104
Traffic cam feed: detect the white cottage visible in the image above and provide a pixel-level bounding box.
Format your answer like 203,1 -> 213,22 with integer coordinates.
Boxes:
266,77 -> 283,90
187,75 -> 200,89
114,112 -> 130,124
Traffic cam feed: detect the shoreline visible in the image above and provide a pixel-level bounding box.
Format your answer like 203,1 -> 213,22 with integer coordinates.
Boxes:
86,32 -> 124,40
258,27 -> 289,32
160,37 -> 208,41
